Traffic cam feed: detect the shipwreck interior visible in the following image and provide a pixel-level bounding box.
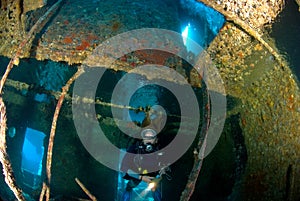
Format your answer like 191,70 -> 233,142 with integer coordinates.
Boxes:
0,0 -> 300,201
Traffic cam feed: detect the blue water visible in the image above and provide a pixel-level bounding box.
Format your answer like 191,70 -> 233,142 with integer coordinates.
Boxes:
179,0 -> 225,48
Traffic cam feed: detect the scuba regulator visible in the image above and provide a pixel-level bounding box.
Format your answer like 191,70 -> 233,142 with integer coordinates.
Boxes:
145,143 -> 154,152
138,142 -> 157,153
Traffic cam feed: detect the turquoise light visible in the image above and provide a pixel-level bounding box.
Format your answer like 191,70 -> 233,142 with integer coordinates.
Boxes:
181,23 -> 191,46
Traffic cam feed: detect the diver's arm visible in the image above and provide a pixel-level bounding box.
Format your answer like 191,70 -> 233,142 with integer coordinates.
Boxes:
126,170 -> 154,182
141,175 -> 154,183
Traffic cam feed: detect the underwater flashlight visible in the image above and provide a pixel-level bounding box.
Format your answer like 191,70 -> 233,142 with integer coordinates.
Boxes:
146,182 -> 156,191
146,177 -> 162,191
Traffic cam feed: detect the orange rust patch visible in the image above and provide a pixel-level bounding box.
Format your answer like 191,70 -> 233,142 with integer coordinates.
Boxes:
134,49 -> 173,65
241,117 -> 246,127
111,21 -> 121,32
63,36 -> 73,44
76,40 -> 90,50
87,33 -> 99,42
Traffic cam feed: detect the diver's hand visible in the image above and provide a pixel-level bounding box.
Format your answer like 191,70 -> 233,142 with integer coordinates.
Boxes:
140,175 -> 154,183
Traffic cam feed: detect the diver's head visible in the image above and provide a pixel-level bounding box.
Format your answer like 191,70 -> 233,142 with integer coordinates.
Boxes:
141,128 -> 157,141
141,128 -> 158,151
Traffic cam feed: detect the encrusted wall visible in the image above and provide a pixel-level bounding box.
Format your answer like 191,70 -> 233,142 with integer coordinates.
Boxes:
207,22 -> 300,201
206,0 -> 285,29
200,0 -> 300,200
0,0 -> 23,56
0,0 -> 47,58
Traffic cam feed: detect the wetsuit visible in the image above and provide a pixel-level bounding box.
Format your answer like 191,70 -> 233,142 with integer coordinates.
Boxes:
121,141 -> 162,201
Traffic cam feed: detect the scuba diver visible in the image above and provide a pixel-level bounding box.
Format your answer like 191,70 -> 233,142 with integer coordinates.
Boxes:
120,107 -> 170,201
121,128 -> 161,201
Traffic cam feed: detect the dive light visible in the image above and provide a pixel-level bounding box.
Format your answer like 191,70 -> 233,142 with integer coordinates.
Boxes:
147,177 -> 162,191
